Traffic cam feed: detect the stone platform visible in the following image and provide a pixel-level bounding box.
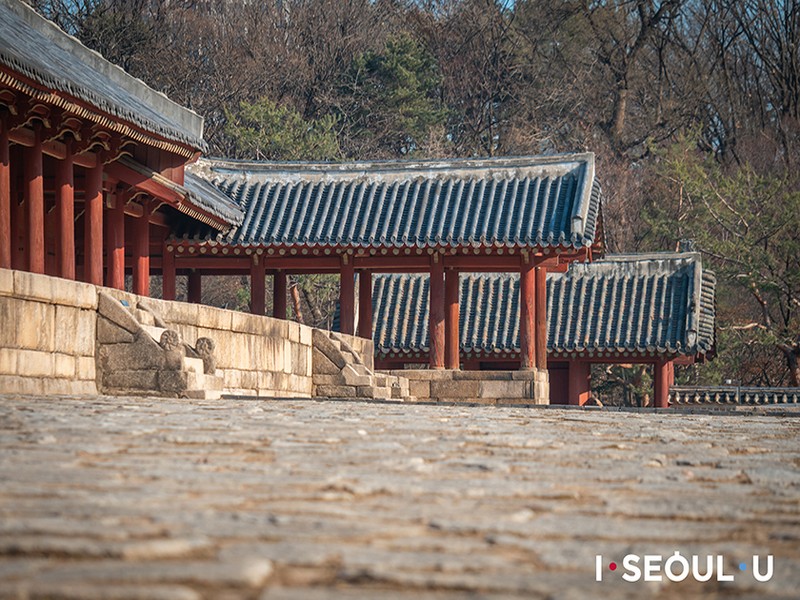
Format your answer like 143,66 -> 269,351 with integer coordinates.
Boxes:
0,395 -> 799,599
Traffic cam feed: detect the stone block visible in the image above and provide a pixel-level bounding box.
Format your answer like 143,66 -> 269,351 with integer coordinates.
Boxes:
299,324 -> 312,347
312,348 -> 340,375
52,278 -> 97,309
481,380 -> 531,399
0,374 -> 43,394
313,374 -> 344,385
53,354 -> 76,379
0,348 -> 17,374
311,331 -> 347,370
16,301 -> 56,352
356,386 -> 376,398
287,374 -> 312,396
196,304 -> 232,331
53,305 -> 95,356
0,268 -> 12,296
15,349 -> 53,377
41,378 -> 97,396
287,321 -> 301,343
104,370 -> 159,391
409,380 -> 431,399
159,370 -> 188,394
229,311 -> 259,335
315,384 -> 356,398
430,380 -> 480,399
511,369 -> 539,380
342,364 -> 371,386
97,335 -> 164,372
97,292 -> 140,334
13,269 -> 53,303
76,357 -> 96,380
283,339 -> 293,374
453,370 -> 511,381
97,316 -> 135,344
0,298 -> 15,346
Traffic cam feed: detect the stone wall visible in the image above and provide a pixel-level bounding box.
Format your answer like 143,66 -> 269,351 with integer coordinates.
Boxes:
0,268 -> 315,398
381,368 -> 550,405
0,268 -> 98,395
101,289 -> 314,398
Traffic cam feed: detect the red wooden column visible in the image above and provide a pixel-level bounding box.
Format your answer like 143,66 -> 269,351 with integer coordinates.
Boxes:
568,361 -> 591,406
24,126 -> 44,274
0,116 -> 10,269
132,202 -> 150,296
250,257 -> 266,315
429,256 -> 445,369
84,161 -> 104,285
10,149 -> 24,270
519,259 -> 536,370
339,256 -> 355,335
273,270 -> 287,319
55,140 -> 75,279
445,268 -> 460,369
162,242 -> 175,301
188,270 -> 201,304
106,192 -> 125,290
358,270 -> 372,339
653,359 -> 673,408
535,265 -> 547,371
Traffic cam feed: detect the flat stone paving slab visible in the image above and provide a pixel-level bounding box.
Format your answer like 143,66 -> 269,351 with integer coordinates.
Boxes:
0,395 -> 798,599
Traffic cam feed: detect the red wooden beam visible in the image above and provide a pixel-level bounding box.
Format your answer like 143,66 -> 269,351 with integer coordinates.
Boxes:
250,258 -> 266,316
429,257 -> 445,370
188,270 -> 201,304
519,260 -> 535,370
107,191 -> 125,290
445,268 -> 460,370
105,160 -> 184,206
55,139 -> 75,279
162,243 -> 176,301
535,265 -> 547,371
24,127 -> 44,274
358,270 -> 372,339
653,360 -> 673,408
83,161 -> 104,285
9,127 -> 97,168
568,361 -> 591,406
273,270 -> 287,319
339,257 -> 355,335
0,117 -> 10,269
132,203 -> 150,296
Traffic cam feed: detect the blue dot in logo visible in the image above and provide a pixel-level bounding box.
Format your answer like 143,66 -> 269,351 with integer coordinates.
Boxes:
739,562 -> 747,571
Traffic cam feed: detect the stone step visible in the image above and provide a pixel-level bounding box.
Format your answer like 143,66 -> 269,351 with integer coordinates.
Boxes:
184,389 -> 223,400
183,356 -> 205,374
187,371 -> 224,392
342,364 -> 372,387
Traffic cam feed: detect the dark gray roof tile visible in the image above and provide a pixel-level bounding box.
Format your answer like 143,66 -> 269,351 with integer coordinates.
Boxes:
367,253 -> 715,357
192,154 -> 603,249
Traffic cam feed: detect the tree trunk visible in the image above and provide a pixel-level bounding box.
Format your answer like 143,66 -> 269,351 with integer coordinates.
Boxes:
780,342 -> 800,387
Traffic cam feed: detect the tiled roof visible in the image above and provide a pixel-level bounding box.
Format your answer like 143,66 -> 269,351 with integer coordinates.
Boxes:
183,172 -> 244,228
368,253 -> 715,358
0,0 -> 205,152
186,153 -> 603,249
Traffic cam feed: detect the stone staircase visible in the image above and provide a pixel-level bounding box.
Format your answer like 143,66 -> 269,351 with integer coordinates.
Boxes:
312,329 -> 414,402
96,292 -> 224,399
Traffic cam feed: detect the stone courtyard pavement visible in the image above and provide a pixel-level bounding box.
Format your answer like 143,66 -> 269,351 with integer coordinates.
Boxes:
0,396 -> 799,599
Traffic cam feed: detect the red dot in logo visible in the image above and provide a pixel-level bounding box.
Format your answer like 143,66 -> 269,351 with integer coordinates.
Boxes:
609,562 -> 617,571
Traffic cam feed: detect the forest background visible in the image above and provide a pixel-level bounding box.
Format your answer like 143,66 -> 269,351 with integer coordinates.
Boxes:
28,0 -> 800,401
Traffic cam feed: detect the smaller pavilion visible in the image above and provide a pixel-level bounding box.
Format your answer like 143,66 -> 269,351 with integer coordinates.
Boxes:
181,154 -> 605,393
367,253 -> 716,407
